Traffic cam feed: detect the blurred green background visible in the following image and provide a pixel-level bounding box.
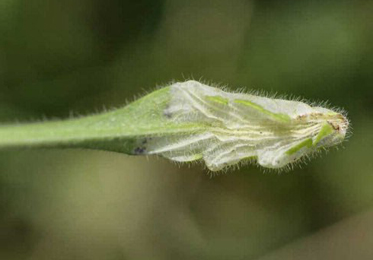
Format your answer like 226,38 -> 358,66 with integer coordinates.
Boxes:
0,0 -> 372,259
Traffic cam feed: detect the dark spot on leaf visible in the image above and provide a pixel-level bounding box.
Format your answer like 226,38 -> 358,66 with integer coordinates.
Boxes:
134,146 -> 146,155
164,112 -> 172,118
163,107 -> 172,118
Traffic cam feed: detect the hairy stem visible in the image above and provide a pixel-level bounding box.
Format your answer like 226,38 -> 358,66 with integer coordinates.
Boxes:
0,87 -> 202,153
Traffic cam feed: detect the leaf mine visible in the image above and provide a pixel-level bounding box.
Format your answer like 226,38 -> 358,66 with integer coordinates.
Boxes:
144,81 -> 349,171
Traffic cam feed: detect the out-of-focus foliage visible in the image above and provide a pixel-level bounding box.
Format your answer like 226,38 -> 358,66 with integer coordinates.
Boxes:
0,0 -> 372,259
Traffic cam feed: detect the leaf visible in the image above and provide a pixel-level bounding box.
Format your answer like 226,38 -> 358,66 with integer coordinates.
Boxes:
0,81 -> 350,171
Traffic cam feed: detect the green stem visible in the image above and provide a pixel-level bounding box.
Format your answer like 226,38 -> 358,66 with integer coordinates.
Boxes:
0,87 -> 202,154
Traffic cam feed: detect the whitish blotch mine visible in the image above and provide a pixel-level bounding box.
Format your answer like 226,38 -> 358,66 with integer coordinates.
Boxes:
143,81 -> 349,171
